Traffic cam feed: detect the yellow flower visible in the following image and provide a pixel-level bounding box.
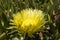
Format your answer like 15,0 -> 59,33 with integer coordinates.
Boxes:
12,9 -> 46,36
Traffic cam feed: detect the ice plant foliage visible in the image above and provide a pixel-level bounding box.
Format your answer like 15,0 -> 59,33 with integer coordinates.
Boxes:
12,9 -> 47,36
